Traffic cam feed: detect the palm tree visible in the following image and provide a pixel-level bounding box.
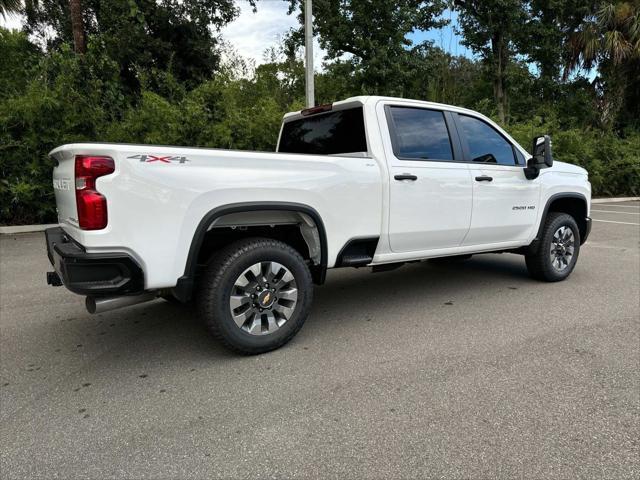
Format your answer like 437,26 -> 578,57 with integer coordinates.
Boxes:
564,1 -> 640,127
0,0 -> 21,19
566,2 -> 639,72
1,0 -> 85,53
68,0 -> 85,54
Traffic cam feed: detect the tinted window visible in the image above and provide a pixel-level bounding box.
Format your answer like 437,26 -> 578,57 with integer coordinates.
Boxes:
278,107 -> 367,155
389,107 -> 453,160
459,115 -> 516,165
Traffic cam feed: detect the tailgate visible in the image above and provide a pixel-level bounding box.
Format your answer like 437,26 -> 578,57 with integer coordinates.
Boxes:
50,148 -> 78,227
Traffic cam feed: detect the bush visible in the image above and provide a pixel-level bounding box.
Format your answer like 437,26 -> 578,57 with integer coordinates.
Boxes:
509,120 -> 640,197
0,43 -> 126,224
1,30 -> 638,225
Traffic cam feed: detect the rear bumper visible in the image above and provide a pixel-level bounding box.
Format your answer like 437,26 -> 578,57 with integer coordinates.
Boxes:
45,227 -> 144,296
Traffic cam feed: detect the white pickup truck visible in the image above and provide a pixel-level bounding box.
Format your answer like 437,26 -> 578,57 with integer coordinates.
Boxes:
46,96 -> 592,354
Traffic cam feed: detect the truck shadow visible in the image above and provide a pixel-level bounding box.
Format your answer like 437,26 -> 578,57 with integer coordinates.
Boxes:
306,253 -> 532,333
317,253 -> 530,303
25,253 -> 532,374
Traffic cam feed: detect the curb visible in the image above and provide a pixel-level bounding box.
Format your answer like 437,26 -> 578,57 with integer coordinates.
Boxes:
1,197 -> 638,235
592,197 -> 639,204
0,224 -> 59,235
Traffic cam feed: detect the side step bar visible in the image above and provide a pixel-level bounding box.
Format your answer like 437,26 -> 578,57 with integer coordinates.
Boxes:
339,254 -> 373,267
335,237 -> 379,268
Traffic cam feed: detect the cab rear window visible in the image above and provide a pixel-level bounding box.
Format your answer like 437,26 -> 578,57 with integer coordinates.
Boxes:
278,107 -> 367,155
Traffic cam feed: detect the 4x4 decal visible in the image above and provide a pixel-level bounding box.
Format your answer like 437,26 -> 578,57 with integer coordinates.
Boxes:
127,154 -> 190,164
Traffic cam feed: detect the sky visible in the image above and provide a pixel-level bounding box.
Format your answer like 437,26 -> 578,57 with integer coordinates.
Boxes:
408,10 -> 473,59
221,0 -> 300,65
1,1 -> 472,68
222,2 -> 473,67
0,12 -> 22,30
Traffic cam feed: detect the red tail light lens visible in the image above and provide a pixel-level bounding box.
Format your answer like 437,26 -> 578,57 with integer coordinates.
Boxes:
75,155 -> 115,230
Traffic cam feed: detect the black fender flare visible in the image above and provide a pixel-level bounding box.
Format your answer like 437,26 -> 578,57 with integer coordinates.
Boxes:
531,192 -> 590,246
173,202 -> 328,301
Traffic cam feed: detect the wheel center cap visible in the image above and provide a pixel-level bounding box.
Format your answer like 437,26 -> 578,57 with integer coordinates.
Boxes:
258,290 -> 275,308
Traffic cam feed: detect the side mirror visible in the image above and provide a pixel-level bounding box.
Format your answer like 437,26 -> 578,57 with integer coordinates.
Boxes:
524,135 -> 553,179
531,135 -> 553,168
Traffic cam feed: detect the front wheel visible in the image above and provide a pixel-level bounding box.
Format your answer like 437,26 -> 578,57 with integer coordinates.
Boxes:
525,212 -> 581,282
197,238 -> 313,355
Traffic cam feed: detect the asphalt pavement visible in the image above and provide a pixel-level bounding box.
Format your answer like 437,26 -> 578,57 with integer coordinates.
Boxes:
1,202 -> 639,479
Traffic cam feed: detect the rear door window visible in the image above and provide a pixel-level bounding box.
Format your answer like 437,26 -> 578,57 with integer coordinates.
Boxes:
278,107 -> 367,155
387,107 -> 454,161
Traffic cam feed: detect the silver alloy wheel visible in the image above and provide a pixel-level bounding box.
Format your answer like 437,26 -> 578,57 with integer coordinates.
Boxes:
229,262 -> 298,336
549,226 -> 575,271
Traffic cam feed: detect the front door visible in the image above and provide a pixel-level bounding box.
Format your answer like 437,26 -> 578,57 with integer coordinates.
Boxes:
454,113 -> 540,246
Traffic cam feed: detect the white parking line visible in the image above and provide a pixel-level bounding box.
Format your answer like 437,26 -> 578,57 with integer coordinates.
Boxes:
592,219 -> 640,226
592,211 -> 640,216
592,197 -> 640,204
592,204 -> 640,209
587,242 -> 640,252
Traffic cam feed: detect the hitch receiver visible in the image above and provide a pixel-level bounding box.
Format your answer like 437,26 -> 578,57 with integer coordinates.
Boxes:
47,271 -> 63,287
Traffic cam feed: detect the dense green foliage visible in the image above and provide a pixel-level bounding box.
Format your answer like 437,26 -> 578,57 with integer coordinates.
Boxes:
1,0 -> 639,225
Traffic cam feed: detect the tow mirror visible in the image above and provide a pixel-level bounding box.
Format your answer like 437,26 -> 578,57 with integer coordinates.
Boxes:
524,135 -> 553,179
532,135 -> 553,168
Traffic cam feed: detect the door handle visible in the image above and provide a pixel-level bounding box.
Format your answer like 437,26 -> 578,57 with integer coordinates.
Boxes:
475,175 -> 493,182
394,174 -> 418,181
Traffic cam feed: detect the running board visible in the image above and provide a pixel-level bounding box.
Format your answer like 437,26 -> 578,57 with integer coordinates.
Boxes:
371,262 -> 405,273
339,254 -> 373,267
335,237 -> 379,268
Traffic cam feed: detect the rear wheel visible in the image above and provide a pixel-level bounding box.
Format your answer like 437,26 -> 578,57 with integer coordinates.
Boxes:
526,212 -> 580,282
197,238 -> 313,355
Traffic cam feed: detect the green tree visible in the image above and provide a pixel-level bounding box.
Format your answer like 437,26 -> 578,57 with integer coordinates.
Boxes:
0,28 -> 42,98
519,0 -> 597,99
401,45 -> 487,106
68,0 -> 86,53
0,0 -> 21,17
454,0 -> 527,123
22,0 -> 248,91
0,43 -> 126,224
286,0 -> 447,96
564,1 -> 640,128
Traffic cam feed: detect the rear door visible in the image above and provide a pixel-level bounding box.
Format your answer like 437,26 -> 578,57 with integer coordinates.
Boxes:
383,105 -> 473,252
453,113 -> 540,246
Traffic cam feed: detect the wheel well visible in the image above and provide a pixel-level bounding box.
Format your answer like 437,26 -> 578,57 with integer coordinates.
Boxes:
173,206 -> 327,302
197,225 -> 311,265
546,196 -> 588,240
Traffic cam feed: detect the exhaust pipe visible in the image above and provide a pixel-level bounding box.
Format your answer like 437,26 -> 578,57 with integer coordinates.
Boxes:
86,292 -> 157,314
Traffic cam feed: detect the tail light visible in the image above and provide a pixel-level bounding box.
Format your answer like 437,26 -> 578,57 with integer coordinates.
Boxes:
75,155 -> 115,230
301,103 -> 333,116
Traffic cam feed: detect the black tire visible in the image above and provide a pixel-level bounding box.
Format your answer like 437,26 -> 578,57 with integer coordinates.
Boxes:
196,237 -> 313,355
525,212 -> 581,282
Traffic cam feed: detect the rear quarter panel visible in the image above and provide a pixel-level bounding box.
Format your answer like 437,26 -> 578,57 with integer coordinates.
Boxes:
50,144 -> 382,289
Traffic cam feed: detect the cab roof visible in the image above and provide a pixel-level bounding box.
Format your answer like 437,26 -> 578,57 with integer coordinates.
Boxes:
283,96 -> 486,121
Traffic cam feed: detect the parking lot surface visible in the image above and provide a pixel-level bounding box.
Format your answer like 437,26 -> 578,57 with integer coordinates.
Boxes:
1,202 -> 639,479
